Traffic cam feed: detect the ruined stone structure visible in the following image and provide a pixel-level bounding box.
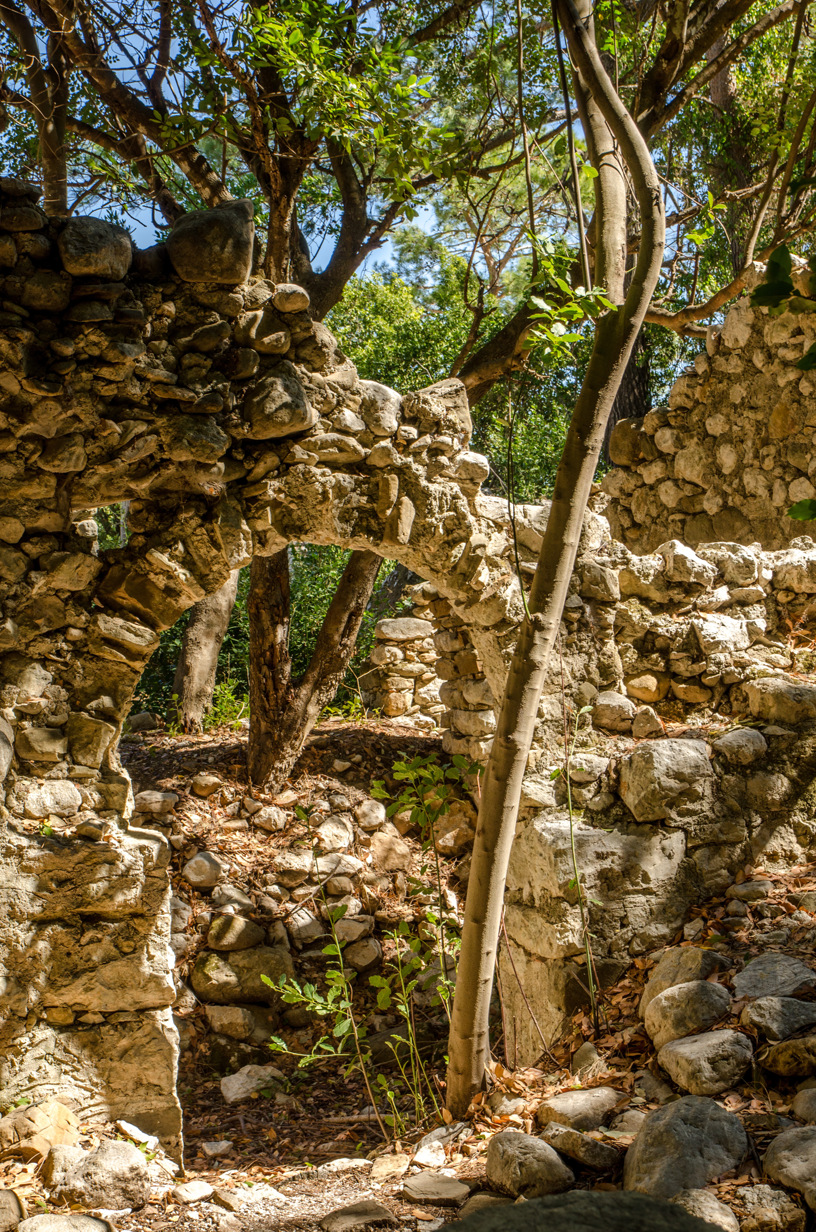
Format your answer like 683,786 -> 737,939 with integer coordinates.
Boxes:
360,607 -> 444,728
0,179 -> 528,1143
4,173 -> 816,1135
603,263 -> 816,551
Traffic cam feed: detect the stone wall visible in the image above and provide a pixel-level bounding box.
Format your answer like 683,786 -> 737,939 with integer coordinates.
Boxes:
0,178 -> 530,1136
385,531 -> 816,1065
360,606 -> 442,728
602,262 -> 816,552
5,173 -> 816,1124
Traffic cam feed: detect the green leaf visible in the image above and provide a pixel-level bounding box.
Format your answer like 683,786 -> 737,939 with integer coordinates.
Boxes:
767,244 -> 792,280
788,499 -> 816,521
796,342 -> 816,371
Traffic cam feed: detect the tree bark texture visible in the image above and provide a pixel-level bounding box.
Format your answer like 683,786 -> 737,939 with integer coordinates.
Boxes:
247,548 -> 382,790
445,0 -> 666,1117
171,570 -> 240,731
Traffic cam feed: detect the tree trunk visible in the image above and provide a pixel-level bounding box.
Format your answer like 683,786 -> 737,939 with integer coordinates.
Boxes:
171,570 -> 240,731
247,548 -> 382,790
445,0 -> 665,1116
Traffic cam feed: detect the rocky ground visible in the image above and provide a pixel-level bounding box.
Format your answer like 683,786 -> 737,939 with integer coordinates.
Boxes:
6,719 -> 816,1232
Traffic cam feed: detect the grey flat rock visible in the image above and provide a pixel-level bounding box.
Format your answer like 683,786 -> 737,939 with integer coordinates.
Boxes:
319,1201 -> 399,1231
732,954 -> 816,1000
453,1190 -> 722,1231
623,1096 -> 747,1199
401,1172 -> 470,1206
740,996 -> 816,1041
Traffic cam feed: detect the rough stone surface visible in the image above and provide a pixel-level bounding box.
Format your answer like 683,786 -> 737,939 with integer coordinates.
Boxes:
619,740 -> 713,822
183,851 -> 228,888
535,1087 -> 621,1131
762,1035 -> 816,1078
319,1202 -> 398,1231
485,1131 -> 574,1198
623,1096 -> 747,1199
401,1172 -> 469,1206
453,1190 -> 724,1231
669,1190 -> 739,1232
658,1029 -> 752,1095
166,200 -> 254,283
764,1126 -> 816,1210
190,945 -> 294,1004
220,1063 -> 285,1104
58,217 -> 131,279
539,1122 -> 619,1170
44,1139 -> 150,1209
740,997 -> 816,1041
738,1184 -> 805,1232
0,1191 -> 26,1232
732,955 -> 816,1000
640,948 -> 730,1016
206,914 -> 266,951
18,1219 -> 113,1232
644,980 -> 731,1050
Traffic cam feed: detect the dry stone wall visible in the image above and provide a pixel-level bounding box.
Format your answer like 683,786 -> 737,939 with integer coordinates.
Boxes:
0,179 -> 550,1139
4,174 -> 816,1126
375,533 -> 816,1066
602,262 -> 816,552
360,607 -> 443,728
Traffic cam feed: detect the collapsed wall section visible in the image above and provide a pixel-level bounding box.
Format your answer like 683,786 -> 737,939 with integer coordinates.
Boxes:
383,531 -> 816,1064
603,270 -> 816,552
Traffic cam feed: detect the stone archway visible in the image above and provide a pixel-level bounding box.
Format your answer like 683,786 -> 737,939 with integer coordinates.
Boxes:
6,179 -> 816,1147
0,183 -> 534,1147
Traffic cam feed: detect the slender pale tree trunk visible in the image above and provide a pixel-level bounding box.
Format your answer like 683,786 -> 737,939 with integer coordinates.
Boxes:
446,0 -> 665,1116
247,548 -> 382,789
172,570 -> 240,731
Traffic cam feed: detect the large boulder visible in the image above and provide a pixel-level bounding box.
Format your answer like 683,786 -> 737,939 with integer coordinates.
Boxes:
644,980 -> 731,1050
485,1131 -> 573,1198
454,1190 -> 720,1231
623,1096 -> 747,1199
619,739 -> 713,822
166,199 -> 254,283
58,216 -> 132,279
43,1139 -> 150,1209
658,1030 -> 752,1095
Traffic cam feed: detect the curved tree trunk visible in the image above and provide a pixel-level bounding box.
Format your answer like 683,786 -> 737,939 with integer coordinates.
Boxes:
171,570 -> 240,731
247,548 -> 382,790
445,0 -> 665,1116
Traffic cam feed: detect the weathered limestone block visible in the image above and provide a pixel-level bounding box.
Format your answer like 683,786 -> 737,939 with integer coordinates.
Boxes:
0,1011 -> 181,1151
619,740 -> 713,822
58,218 -> 132,280
166,199 -> 254,283
242,365 -> 317,439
